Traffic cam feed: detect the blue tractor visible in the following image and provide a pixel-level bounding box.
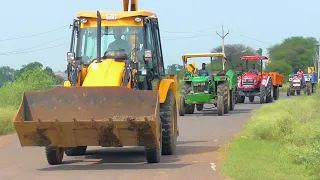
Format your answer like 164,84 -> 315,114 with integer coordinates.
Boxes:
287,73 -> 311,96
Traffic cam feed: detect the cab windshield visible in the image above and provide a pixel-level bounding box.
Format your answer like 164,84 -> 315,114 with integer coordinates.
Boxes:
76,26 -> 145,64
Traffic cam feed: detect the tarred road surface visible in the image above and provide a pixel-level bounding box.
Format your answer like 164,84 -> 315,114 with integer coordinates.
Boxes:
0,94 -> 288,180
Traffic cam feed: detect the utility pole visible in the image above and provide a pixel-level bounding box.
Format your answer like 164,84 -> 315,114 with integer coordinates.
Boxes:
216,26 -> 229,54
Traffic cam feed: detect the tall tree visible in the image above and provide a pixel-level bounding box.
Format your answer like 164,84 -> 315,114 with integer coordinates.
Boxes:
268,36 -> 318,72
211,44 -> 258,70
0,66 -> 16,87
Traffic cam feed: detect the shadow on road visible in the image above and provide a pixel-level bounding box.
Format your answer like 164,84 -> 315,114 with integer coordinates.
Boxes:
38,143 -> 217,171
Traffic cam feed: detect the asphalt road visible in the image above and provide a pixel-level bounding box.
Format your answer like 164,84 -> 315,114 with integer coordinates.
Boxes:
0,94 -> 289,180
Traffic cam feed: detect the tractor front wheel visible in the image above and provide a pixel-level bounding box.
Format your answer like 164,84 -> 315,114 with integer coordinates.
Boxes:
182,84 -> 194,114
46,147 -> 64,165
217,96 -> 224,116
196,104 -> 204,111
249,96 -> 255,102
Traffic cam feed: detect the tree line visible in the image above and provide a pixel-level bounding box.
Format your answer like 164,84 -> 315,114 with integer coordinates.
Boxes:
166,36 -> 318,79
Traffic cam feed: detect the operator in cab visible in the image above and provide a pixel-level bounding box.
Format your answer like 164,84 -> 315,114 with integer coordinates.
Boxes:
248,64 -> 259,74
198,63 -> 209,76
108,28 -> 131,55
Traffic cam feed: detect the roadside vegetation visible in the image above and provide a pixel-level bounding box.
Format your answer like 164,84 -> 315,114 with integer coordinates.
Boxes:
0,63 -> 63,135
222,90 -> 320,180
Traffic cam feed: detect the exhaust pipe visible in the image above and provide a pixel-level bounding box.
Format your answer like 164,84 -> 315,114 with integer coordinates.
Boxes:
97,11 -> 101,63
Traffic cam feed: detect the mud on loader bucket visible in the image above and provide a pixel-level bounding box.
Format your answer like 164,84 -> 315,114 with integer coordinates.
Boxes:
13,86 -> 161,150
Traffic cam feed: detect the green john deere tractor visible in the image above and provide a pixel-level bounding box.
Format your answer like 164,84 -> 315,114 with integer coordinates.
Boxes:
178,53 -> 237,116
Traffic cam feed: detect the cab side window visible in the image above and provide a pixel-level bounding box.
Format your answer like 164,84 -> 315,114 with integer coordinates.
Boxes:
145,22 -> 157,73
151,20 -> 165,76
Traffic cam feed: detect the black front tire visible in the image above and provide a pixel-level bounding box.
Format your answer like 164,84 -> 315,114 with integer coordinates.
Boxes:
46,147 -> 64,165
65,146 -> 87,156
249,96 -> 255,102
196,104 -> 204,111
160,90 -> 177,155
145,123 -> 162,163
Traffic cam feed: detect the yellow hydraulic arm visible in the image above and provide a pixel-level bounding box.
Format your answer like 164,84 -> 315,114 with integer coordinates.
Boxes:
123,0 -> 138,11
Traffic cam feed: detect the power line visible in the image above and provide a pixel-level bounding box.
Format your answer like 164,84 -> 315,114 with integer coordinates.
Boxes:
162,32 -> 213,40
160,28 -> 216,34
0,42 -> 69,55
0,36 -> 69,55
0,25 -> 69,43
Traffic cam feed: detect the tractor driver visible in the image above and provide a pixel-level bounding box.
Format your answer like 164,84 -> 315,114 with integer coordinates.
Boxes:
198,63 -> 209,76
108,28 -> 131,55
297,68 -> 304,79
248,64 -> 259,74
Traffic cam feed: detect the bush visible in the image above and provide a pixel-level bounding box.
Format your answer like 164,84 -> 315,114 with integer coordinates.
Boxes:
0,67 -> 55,108
0,67 -> 56,135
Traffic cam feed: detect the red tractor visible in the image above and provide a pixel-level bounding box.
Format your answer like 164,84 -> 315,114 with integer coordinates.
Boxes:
236,55 -> 284,104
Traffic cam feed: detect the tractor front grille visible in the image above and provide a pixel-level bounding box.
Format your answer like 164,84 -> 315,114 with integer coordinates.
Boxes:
242,79 -> 255,86
192,82 -> 208,93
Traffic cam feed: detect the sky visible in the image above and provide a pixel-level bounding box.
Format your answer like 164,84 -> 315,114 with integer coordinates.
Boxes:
0,0 -> 319,71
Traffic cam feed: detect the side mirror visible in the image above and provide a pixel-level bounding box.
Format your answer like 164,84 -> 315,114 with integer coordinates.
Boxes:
67,52 -> 75,63
144,50 -> 152,62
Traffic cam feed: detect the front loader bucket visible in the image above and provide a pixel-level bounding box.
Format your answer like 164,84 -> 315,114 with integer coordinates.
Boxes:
13,87 -> 160,149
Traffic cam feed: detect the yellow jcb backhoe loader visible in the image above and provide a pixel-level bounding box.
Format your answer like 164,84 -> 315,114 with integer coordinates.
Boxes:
13,0 -> 179,165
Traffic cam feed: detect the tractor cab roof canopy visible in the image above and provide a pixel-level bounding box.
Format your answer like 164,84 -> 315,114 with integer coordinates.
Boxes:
240,55 -> 269,61
182,53 -> 227,63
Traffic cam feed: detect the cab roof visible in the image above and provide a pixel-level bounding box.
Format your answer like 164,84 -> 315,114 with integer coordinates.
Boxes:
77,11 -> 157,19
182,53 -> 227,63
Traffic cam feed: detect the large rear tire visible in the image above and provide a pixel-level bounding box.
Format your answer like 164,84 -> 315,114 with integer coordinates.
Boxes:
160,90 -> 177,155
182,84 -> 194,114
273,86 -> 279,100
65,146 -> 87,156
265,79 -> 273,103
217,82 -> 229,114
46,147 -> 64,165
229,89 -> 236,111
260,86 -> 266,104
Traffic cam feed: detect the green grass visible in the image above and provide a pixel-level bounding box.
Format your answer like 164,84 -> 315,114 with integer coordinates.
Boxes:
223,139 -> 312,180
0,107 -> 16,135
222,90 -> 320,180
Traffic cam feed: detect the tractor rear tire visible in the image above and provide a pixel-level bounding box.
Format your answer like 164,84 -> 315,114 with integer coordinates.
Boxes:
160,90 -> 177,155
229,89 -> 236,111
273,86 -> 279,100
265,79 -> 273,103
249,96 -> 255,102
217,82 -> 229,114
196,104 -> 204,111
64,146 -> 87,156
46,147 -> 64,165
217,95 -> 224,116
145,123 -> 161,163
178,95 -> 185,116
287,88 -> 290,96
312,83 -> 316,93
182,84 -> 194,114
260,86 -> 266,104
